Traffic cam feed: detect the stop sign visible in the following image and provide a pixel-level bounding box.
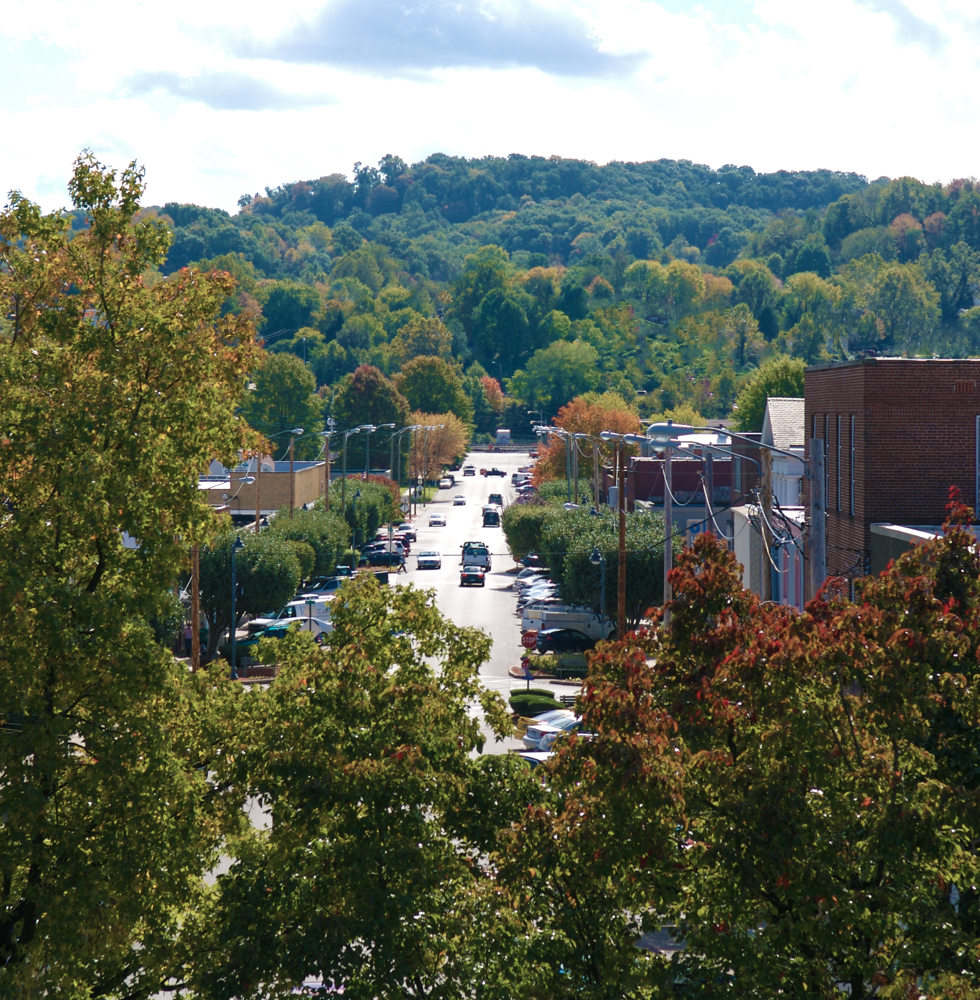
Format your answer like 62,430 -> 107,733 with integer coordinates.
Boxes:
521,631 -> 537,649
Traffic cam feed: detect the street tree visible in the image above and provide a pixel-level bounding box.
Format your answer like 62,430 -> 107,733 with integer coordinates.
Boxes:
0,154 -> 260,993
331,364 -> 411,471
409,411 -> 471,475
266,504 -> 350,577
188,576 -> 517,999
556,517 -> 980,997
394,355 -> 474,425
241,351 -> 324,459
198,531 -> 302,658
532,391 -> 640,486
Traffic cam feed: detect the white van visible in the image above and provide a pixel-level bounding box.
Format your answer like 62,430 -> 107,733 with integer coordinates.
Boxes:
461,541 -> 492,570
522,604 -> 615,641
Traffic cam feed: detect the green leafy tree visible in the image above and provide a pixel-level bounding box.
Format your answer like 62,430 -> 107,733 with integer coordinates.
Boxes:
731,354 -> 805,431
199,531 -> 302,658
501,504 -> 552,562
470,287 -> 533,372
507,339 -> 602,412
266,504 -> 350,577
241,351 -> 324,458
327,478 -> 396,549
388,314 -> 452,365
0,154 -> 260,993
734,264 -> 781,339
191,577 -> 517,998
447,244 -> 510,344
259,279 -> 321,336
331,364 -> 411,471
394,355 -> 474,424
542,508 -> 673,630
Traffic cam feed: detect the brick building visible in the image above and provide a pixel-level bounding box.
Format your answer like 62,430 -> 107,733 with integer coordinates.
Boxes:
803,358 -> 980,598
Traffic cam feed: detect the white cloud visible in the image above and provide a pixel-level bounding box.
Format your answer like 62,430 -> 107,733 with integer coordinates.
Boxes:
2,0 -> 980,212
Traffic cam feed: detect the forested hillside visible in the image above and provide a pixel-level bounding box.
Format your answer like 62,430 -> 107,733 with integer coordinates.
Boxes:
139,153 -> 980,439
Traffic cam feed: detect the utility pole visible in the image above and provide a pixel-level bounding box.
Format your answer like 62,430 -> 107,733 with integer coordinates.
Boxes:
703,451 -> 714,537
191,543 -> 200,671
253,451 -> 262,535
617,442 -> 627,639
565,433 -> 572,503
572,437 -> 579,505
761,446 -> 773,602
810,438 -> 827,597
289,434 -> 296,518
593,439 -> 600,508
663,445 -> 673,627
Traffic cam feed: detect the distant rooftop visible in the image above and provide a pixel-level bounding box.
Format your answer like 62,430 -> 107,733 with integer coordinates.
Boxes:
762,397 -> 804,451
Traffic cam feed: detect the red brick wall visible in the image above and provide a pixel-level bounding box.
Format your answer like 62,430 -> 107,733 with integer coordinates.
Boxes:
803,359 -> 980,598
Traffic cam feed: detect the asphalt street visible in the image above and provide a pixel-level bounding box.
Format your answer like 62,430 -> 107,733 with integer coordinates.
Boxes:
395,449 -> 575,753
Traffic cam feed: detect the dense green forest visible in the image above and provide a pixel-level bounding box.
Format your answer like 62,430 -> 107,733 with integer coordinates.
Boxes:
138,153 -> 980,439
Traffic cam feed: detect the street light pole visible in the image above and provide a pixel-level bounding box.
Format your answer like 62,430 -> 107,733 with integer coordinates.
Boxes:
590,547 -> 607,618
341,425 -> 373,512
230,535 -> 244,680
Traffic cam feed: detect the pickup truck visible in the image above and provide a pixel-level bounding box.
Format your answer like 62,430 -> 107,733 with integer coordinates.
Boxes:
460,540 -> 492,570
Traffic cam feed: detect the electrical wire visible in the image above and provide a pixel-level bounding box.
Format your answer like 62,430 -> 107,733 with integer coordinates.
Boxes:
701,474 -> 736,541
661,466 -> 703,507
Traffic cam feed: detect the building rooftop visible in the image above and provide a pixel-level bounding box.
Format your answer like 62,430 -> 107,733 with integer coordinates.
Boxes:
762,397 -> 804,451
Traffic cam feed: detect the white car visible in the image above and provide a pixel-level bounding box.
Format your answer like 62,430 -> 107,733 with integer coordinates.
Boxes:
416,550 -> 442,570
428,513 -> 447,526
453,495 -> 466,506
438,478 -> 453,489
523,715 -> 582,751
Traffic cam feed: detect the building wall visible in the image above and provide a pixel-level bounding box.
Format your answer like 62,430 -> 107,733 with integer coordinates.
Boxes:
803,358 -> 980,598
224,463 -> 327,516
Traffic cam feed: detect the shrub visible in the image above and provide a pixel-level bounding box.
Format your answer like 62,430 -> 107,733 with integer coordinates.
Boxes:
509,694 -> 561,715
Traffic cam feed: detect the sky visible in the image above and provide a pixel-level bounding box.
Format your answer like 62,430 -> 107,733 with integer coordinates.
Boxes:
2,0 -> 979,213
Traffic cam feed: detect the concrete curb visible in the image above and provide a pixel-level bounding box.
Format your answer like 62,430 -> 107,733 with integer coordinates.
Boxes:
507,664 -> 583,686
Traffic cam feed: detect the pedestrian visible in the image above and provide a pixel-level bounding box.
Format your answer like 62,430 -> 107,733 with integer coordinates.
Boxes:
398,553 -> 407,573
182,622 -> 193,658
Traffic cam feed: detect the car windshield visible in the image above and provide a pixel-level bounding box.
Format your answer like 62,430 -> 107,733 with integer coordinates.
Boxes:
531,710 -> 575,725
419,550 -> 438,557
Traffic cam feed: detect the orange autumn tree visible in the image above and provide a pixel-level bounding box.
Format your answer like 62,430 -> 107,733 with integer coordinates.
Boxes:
532,392 -> 642,491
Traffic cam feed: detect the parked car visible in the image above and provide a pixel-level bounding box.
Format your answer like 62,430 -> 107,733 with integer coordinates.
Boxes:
528,450 -> 538,459
397,525 -> 417,542
416,550 -> 442,569
361,545 -> 405,567
453,495 -> 466,506
438,478 -> 453,489
460,566 -> 486,587
463,465 -> 476,476
523,714 -> 582,750
535,628 -> 596,654
516,751 -> 555,769
513,708 -> 575,738
519,554 -> 547,569
428,512 -> 447,526
301,576 -> 345,596
538,724 -> 593,751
